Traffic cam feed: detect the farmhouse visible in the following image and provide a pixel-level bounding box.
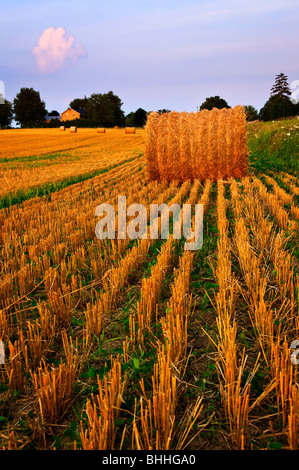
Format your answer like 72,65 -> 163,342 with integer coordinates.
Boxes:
60,107 -> 85,122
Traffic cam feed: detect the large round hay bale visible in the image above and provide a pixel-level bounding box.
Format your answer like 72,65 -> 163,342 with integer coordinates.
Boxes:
125,127 -> 136,134
97,128 -> 106,133
70,126 -> 77,133
60,126 -> 65,131
145,106 -> 248,181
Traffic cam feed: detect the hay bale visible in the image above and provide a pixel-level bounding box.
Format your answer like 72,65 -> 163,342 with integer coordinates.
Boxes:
97,128 -> 106,133
168,111 -> 181,181
60,126 -> 65,131
144,112 -> 160,182
114,126 -> 119,129
145,106 -> 248,182
70,126 -> 77,133
125,127 -> 136,134
179,111 -> 193,181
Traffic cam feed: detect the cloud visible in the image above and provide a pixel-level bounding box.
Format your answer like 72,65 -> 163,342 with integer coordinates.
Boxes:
33,27 -> 86,73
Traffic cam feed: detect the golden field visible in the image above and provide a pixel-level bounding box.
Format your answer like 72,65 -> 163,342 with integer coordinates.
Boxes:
0,128 -> 144,197
0,124 -> 298,450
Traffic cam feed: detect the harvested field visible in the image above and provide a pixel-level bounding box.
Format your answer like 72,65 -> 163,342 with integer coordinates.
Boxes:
0,118 -> 298,451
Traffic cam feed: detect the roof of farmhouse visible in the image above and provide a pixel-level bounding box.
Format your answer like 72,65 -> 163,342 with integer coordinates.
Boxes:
62,107 -> 85,115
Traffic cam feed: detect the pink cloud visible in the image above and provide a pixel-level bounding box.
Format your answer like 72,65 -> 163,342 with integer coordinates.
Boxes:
33,27 -> 86,73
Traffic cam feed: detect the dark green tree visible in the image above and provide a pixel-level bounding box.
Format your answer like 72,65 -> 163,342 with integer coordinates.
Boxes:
48,110 -> 60,117
134,108 -> 147,127
105,91 -> 125,126
200,96 -> 230,111
0,99 -> 13,128
259,95 -> 295,122
86,94 -> 113,124
244,105 -> 259,121
259,73 -> 295,121
270,73 -> 291,99
69,96 -> 89,116
125,112 -> 135,127
13,88 -> 46,127
85,91 -> 125,127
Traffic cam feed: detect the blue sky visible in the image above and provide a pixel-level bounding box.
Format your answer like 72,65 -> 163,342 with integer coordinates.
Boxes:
1,0 -> 298,116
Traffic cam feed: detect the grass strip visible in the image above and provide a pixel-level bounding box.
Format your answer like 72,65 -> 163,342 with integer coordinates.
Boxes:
0,155 -> 142,210
247,119 -> 299,176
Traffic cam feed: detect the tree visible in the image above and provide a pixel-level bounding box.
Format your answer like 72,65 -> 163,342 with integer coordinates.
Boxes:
69,96 -> 89,117
125,112 -> 135,127
0,99 -> 13,128
105,91 -> 125,126
134,108 -> 147,127
86,94 -> 113,125
85,91 -> 125,127
259,73 -> 295,121
244,105 -> 259,121
259,95 -> 295,122
13,88 -> 46,127
270,72 -> 291,99
48,110 -> 60,117
200,96 -> 230,111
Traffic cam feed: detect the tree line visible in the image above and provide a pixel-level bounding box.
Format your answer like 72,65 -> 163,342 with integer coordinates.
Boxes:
0,73 -> 298,129
198,73 -> 299,121
0,90 -> 129,129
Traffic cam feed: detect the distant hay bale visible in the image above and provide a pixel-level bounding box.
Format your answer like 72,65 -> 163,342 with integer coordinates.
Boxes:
97,128 -> 106,133
145,106 -> 248,182
125,127 -> 136,134
60,126 -> 65,131
70,126 -> 77,133
114,126 -> 119,129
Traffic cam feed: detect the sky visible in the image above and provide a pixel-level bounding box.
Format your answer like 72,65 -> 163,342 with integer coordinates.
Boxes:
1,0 -> 299,117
